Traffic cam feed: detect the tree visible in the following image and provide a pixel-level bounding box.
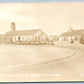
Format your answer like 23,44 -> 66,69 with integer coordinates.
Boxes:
70,37 -> 74,44
80,34 -> 84,43
75,36 -> 78,41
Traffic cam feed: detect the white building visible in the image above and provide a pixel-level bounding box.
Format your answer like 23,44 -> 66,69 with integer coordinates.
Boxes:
59,29 -> 84,42
4,29 -> 48,44
3,22 -> 48,44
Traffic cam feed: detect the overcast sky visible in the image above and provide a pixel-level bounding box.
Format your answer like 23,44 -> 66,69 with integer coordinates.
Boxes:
0,2 -> 84,36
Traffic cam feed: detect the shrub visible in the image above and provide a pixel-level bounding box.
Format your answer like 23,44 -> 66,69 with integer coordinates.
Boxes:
70,40 -> 74,44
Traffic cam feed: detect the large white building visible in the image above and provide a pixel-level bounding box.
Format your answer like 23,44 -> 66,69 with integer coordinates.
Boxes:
3,22 -> 48,45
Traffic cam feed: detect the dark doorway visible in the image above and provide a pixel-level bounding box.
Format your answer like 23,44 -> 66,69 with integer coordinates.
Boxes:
18,36 -> 21,42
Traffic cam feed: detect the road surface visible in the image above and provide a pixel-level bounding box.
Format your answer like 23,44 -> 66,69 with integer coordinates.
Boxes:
0,43 -> 83,82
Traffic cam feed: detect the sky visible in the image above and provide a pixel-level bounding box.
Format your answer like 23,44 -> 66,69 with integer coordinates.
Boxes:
0,2 -> 84,36
0,0 -> 84,2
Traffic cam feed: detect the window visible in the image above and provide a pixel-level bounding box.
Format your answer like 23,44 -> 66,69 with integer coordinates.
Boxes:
18,36 -> 20,41
35,36 -> 37,40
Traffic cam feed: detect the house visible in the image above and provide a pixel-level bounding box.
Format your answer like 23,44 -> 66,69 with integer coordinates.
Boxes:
3,22 -> 48,45
46,35 -> 59,45
51,35 -> 59,41
4,29 -> 48,44
59,29 -> 84,42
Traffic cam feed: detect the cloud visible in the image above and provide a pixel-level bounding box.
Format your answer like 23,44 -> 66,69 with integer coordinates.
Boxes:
0,2 -> 84,35
0,3 -> 36,23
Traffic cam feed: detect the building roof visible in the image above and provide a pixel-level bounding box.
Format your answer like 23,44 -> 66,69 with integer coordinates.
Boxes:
51,35 -> 58,37
4,29 -> 41,36
0,34 -> 3,37
60,29 -> 84,37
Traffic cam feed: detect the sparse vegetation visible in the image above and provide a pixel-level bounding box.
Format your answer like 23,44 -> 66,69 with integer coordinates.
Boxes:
70,38 -> 74,44
75,36 -> 78,41
80,34 -> 84,44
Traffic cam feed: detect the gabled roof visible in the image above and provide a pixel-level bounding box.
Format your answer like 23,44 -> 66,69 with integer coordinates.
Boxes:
40,32 -> 48,37
51,35 -> 58,37
0,34 -> 2,36
4,29 -> 41,36
60,29 -> 84,37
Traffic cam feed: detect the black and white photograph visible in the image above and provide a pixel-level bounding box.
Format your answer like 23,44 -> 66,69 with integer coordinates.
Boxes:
0,2 -> 84,82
